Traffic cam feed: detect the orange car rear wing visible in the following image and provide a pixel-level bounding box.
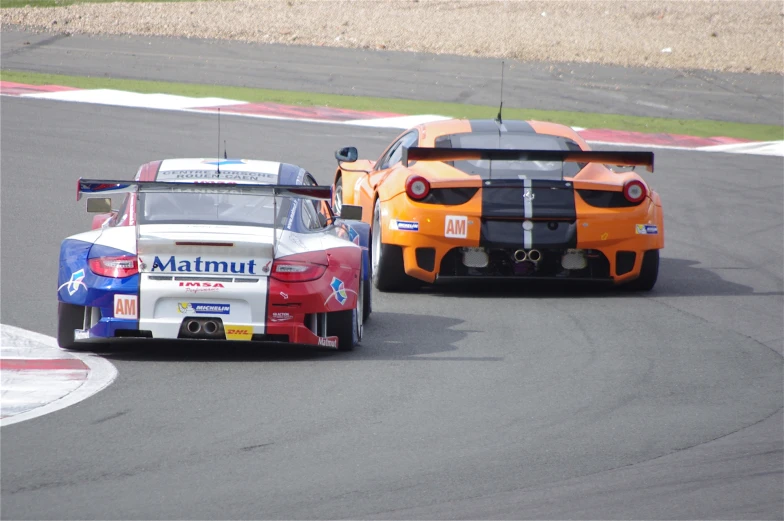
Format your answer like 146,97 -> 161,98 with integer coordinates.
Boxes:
402,147 -> 654,172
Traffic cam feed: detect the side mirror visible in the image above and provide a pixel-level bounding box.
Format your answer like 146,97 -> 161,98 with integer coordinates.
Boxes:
86,197 -> 113,213
339,204 -> 363,221
335,146 -> 358,163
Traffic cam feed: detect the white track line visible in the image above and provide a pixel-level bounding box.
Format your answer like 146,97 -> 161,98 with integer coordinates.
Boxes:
1,324 -> 118,427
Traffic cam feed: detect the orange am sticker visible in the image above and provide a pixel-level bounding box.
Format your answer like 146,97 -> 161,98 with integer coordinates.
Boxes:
225,325 -> 253,341
114,294 -> 138,319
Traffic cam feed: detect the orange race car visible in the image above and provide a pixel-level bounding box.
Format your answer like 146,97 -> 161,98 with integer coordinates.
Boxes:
331,118 -> 663,291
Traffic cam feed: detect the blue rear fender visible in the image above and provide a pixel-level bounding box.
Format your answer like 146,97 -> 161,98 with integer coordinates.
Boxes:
341,220 -> 371,281
58,238 -> 140,337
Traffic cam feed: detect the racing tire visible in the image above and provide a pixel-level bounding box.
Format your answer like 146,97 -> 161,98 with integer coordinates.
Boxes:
57,302 -> 86,350
371,198 -> 418,292
327,307 -> 362,351
333,176 -> 344,215
327,262 -> 364,351
362,269 -> 372,321
625,249 -> 659,291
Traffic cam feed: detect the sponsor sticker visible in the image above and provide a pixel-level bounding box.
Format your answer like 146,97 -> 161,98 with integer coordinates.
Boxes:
225,325 -> 253,341
151,256 -> 257,275
317,336 -> 338,348
58,268 -> 87,296
178,281 -> 224,294
329,277 -> 349,306
445,215 -> 468,238
271,312 -> 293,322
74,329 -> 90,340
390,219 -> 419,232
114,294 -> 138,319
178,302 -> 231,314
635,224 -> 659,235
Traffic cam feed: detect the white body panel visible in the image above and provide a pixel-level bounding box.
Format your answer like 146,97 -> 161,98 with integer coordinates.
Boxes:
136,224 -> 275,338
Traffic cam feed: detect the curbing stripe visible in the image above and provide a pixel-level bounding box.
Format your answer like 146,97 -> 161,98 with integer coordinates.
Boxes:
1,81 -> 780,156
0,324 -> 118,427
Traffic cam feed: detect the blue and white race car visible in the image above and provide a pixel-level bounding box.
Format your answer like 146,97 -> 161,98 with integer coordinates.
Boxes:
57,158 -> 371,351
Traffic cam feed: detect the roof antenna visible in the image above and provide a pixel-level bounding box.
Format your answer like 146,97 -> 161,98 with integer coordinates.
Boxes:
224,140 -> 227,159
217,108 -> 221,175
495,60 -> 504,125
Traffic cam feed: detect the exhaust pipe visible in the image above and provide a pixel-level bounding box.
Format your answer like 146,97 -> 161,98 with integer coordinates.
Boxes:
203,321 -> 218,335
528,249 -> 542,262
513,249 -> 527,263
186,320 -> 201,334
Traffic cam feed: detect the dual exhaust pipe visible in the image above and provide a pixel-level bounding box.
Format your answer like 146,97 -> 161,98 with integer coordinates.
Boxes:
183,318 -> 221,337
513,249 -> 542,263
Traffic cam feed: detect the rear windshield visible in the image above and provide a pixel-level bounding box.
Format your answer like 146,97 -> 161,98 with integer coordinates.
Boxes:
434,132 -> 583,179
139,192 -> 291,228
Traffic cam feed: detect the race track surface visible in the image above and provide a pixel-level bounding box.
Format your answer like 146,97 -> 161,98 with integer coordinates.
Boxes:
1,36 -> 782,520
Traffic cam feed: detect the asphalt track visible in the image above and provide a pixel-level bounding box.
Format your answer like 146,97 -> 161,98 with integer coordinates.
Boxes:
1,33 -> 783,520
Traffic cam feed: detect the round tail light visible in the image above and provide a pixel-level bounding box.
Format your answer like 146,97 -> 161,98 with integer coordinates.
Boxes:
623,180 -> 647,203
405,175 -> 431,201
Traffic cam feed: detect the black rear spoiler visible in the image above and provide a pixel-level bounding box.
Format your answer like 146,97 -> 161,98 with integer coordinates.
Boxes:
77,179 -> 332,201
402,147 -> 654,172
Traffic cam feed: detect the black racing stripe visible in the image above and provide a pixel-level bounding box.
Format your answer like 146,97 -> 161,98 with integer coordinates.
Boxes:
467,119 -> 535,133
479,180 -> 576,219
479,179 -> 577,249
481,184 -> 525,218
530,180 -> 577,220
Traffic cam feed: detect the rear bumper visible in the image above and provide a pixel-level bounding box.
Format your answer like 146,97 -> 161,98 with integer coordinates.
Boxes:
381,193 -> 663,284
72,316 -> 340,348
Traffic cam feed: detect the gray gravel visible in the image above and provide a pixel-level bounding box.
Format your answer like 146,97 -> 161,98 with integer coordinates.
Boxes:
2,0 -> 783,74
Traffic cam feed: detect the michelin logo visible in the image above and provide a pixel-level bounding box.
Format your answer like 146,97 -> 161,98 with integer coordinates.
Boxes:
390,219 -> 419,232
635,224 -> 659,235
178,302 -> 231,314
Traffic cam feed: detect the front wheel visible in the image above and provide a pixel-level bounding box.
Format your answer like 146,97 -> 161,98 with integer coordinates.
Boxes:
371,198 -> 418,292
625,249 -> 659,291
333,176 -> 344,215
57,302 -> 86,350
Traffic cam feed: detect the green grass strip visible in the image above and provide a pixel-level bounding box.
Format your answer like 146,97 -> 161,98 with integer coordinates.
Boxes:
2,69 -> 781,141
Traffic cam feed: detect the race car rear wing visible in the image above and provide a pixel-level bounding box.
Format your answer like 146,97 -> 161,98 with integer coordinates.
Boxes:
402,147 -> 654,172
76,179 -> 332,201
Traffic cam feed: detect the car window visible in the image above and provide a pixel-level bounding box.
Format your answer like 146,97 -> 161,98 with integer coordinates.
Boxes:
434,132 -> 583,179
377,130 -> 419,170
300,173 -> 327,230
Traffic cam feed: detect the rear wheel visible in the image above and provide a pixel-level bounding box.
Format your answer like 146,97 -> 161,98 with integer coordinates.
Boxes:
362,261 -> 372,321
57,302 -> 86,350
372,198 -> 418,292
626,249 -> 659,291
327,265 -> 364,351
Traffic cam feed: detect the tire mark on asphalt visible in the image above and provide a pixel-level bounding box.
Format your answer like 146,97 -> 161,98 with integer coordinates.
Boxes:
0,33 -> 71,59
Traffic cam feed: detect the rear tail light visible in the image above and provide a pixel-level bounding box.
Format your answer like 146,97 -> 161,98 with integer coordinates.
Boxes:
89,255 -> 138,278
623,180 -> 647,203
405,175 -> 431,201
271,251 -> 328,282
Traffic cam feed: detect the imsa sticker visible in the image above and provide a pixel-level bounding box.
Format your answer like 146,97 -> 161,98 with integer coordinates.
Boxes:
635,224 -> 659,235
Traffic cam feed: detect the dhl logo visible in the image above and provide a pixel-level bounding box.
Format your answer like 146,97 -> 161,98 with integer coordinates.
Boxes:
225,325 -> 253,341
